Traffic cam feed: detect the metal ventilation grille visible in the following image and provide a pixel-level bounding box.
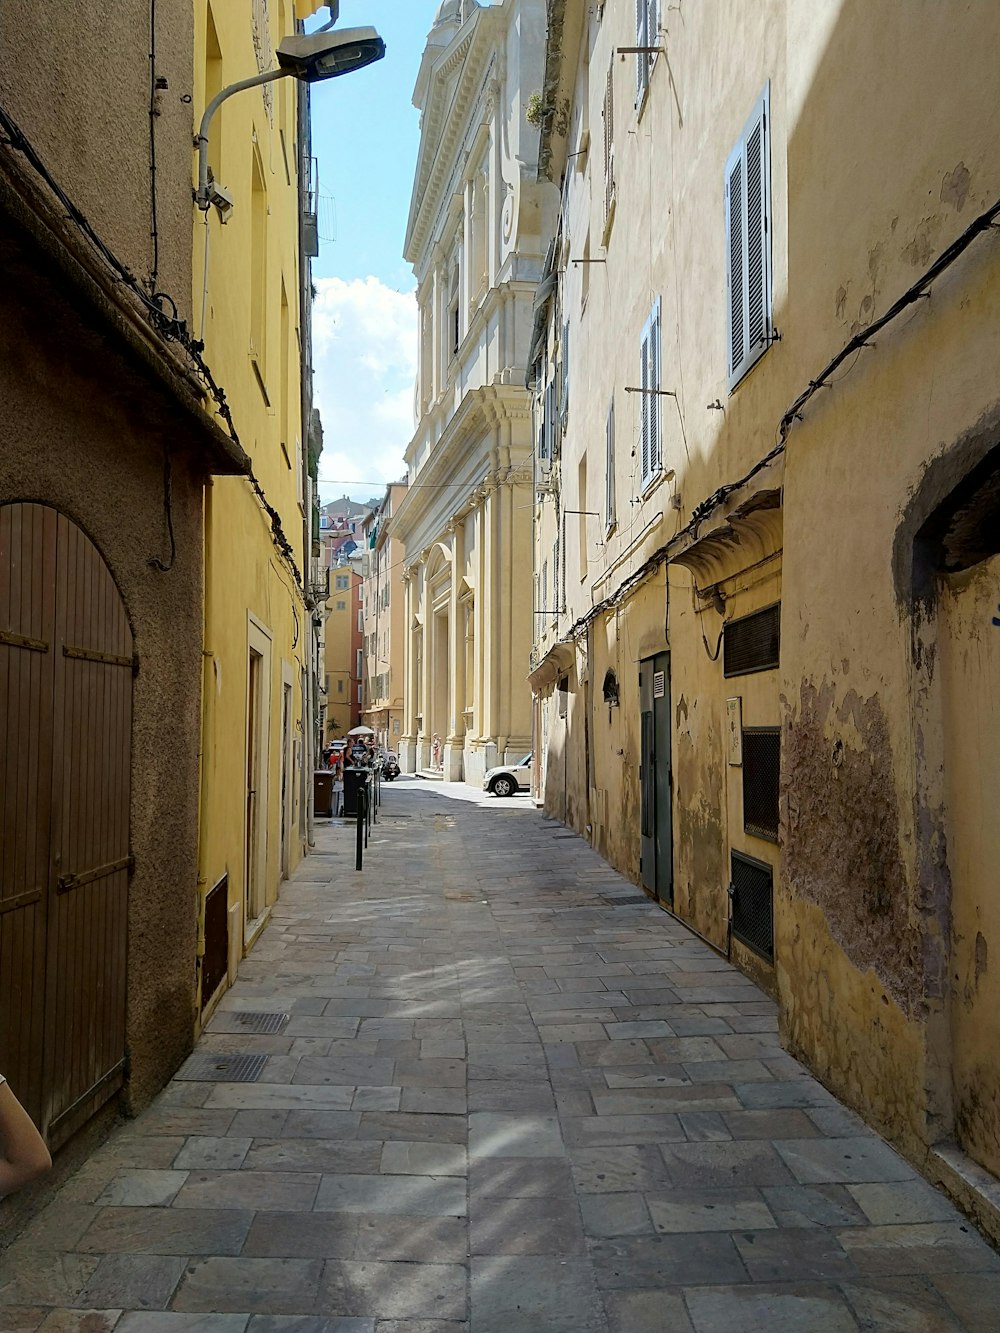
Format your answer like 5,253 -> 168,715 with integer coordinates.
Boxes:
232,1011 -> 290,1035
731,850 -> 774,961
176,1052 -> 268,1083
723,603 -> 780,677
742,728 -> 780,842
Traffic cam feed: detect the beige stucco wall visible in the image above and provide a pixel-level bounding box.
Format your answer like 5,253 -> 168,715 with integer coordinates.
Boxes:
0,0 -> 195,320
530,0 -> 1000,1205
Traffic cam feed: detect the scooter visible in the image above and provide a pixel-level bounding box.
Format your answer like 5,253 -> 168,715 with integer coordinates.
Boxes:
382,756 -> 400,781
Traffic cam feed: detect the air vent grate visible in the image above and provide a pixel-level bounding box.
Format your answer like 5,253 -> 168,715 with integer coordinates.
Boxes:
176,1052 -> 268,1083
742,727 -> 780,842
231,1011 -> 290,1035
724,603 -> 780,677
731,850 -> 774,961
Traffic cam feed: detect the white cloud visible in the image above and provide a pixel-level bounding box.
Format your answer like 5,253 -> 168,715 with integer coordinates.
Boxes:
312,276 -> 417,503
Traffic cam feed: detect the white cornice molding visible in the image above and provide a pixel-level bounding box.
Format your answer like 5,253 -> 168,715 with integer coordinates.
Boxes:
405,8 -> 505,264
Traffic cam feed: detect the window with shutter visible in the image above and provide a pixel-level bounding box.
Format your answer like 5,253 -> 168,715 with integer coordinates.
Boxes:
635,0 -> 659,108
725,83 -> 772,388
639,298 -> 662,490
602,61 -> 616,234
605,396 -> 616,531
538,378 -> 554,467
559,320 -> 570,424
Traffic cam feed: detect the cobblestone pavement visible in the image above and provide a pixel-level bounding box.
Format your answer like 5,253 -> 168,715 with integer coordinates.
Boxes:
3,779 -> 999,1332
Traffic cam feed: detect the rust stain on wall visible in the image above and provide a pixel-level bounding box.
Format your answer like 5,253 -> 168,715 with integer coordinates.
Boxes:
783,680 -> 922,1011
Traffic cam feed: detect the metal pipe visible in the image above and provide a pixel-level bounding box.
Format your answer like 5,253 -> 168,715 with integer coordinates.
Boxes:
196,68 -> 289,207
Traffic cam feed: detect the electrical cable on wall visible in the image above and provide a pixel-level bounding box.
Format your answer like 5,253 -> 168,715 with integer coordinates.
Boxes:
0,100 -> 304,594
147,0 -> 160,289
548,185 -> 1000,650
148,443 -> 176,571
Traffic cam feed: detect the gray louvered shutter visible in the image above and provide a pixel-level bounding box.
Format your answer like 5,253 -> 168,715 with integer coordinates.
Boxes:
726,84 -> 771,387
649,298 -> 661,477
605,396 -> 616,528
640,316 -> 651,486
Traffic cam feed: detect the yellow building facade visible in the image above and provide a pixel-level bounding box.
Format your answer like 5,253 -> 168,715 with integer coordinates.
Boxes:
361,484 -> 408,752
323,565 -> 363,740
531,0 -> 1000,1236
193,0 -> 308,1015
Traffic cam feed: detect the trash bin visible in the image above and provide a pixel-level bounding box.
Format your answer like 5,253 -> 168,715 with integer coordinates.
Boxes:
314,769 -> 335,818
342,766 -> 370,818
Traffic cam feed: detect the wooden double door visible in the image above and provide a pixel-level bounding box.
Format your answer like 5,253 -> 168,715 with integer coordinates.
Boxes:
1,503 -> 134,1147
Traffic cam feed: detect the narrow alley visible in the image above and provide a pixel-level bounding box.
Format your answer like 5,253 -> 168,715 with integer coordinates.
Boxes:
3,780 -> 997,1332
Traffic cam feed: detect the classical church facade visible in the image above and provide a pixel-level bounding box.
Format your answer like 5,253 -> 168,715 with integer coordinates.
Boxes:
393,0 -> 551,783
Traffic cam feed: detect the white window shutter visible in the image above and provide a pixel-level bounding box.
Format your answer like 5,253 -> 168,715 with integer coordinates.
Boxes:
651,298 -> 662,475
605,396 -> 616,528
726,84 -> 771,388
634,0 -> 646,105
560,320 -> 570,422
640,316 -> 651,487
603,62 -> 615,226
745,99 -> 769,360
537,387 -> 549,464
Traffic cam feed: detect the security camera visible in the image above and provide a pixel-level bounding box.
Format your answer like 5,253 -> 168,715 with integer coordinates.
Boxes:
207,181 -> 234,224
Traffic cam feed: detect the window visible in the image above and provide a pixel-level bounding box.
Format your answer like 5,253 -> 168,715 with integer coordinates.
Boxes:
724,603 -> 781,677
639,297 -> 662,489
559,320 -> 570,425
725,83 -> 772,388
250,149 -> 267,376
538,377 -> 555,468
337,678 -> 344,694
742,727 -> 780,842
336,599 -> 346,611
335,573 -> 349,590
634,0 -> 659,109
357,609 -> 363,632
356,649 -> 363,676
577,455 -> 588,571
605,396 -> 616,530
602,60 -> 615,235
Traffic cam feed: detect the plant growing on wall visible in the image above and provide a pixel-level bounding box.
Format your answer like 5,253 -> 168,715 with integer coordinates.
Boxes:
526,92 -> 544,127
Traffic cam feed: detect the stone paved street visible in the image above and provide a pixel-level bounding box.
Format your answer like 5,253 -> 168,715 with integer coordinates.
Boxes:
3,779 -> 999,1331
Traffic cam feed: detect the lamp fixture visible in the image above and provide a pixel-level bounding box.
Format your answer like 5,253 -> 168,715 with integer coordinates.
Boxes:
195,27 -> 385,215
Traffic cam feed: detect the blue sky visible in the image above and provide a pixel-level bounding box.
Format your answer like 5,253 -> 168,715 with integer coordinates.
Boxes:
307,2 -> 440,504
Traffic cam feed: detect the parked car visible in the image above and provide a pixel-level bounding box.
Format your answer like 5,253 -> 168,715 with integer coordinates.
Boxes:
483,754 -> 532,797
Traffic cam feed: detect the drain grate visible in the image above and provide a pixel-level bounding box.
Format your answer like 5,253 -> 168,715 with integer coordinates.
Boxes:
231,1011 -> 290,1034
176,1052 -> 268,1083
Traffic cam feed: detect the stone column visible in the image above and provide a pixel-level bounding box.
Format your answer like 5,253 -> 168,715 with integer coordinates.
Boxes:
445,518 -> 465,781
399,568 -> 417,773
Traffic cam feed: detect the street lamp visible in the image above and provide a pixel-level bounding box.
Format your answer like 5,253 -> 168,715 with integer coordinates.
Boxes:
195,27 -> 385,215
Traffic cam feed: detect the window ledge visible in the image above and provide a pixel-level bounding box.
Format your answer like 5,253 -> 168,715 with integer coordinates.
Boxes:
639,468 -> 673,502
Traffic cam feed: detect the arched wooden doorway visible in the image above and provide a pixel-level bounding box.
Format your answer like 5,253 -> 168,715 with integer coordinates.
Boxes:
0,503 -> 134,1148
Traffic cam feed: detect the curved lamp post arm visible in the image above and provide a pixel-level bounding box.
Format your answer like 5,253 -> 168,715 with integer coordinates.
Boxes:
195,68 -> 289,209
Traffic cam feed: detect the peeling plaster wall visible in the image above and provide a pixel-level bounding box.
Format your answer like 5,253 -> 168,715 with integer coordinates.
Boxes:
940,554 -> 1000,1178
779,0 -> 1000,1154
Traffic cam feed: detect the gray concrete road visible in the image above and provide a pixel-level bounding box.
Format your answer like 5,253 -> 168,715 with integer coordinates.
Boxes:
2,778 -> 997,1330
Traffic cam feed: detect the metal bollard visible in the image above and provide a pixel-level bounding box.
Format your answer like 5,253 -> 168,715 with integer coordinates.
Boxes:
364,780 -> 370,848
355,784 -> 364,871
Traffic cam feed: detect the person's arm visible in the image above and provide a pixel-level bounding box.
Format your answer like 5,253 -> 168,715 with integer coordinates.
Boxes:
0,1077 -> 51,1198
